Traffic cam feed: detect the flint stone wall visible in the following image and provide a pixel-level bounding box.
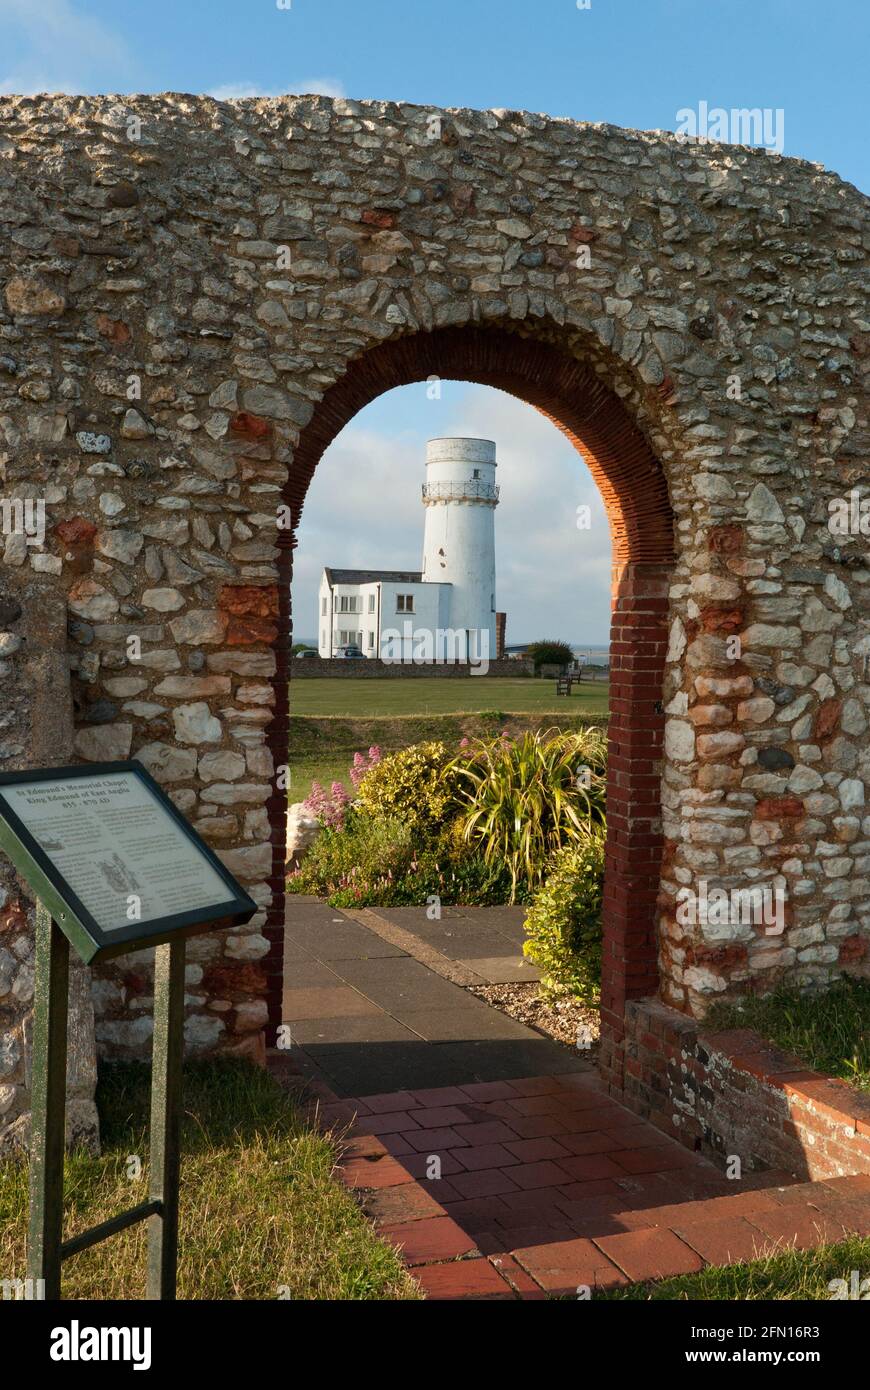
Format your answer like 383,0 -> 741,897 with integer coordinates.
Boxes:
0,581 -> 98,1151
0,93 -> 867,1111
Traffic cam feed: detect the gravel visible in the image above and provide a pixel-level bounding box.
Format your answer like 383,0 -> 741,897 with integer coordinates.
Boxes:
468,982 -> 600,1056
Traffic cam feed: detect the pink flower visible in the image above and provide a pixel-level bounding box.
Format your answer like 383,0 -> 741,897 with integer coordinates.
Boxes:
304,778 -> 351,830
349,745 -> 382,789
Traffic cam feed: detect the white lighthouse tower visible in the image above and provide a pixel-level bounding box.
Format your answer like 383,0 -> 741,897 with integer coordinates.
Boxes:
421,437 -> 498,662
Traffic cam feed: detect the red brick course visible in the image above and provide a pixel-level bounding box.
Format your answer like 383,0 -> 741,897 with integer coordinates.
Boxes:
615,997 -> 870,1182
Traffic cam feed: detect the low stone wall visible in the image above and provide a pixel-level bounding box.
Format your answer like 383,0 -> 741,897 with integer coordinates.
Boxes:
616,997 -> 870,1181
290,657 -> 533,678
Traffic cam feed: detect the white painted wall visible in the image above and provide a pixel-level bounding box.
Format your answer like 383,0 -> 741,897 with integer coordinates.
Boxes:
317,576 -> 452,658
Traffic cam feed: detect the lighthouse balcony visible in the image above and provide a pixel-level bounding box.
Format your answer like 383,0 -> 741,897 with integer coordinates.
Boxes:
421,480 -> 500,504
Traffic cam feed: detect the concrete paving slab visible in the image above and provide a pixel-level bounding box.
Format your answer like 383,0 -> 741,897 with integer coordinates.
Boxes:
281,985 -> 383,1021
288,1014 -> 422,1046
287,920 -> 407,961
332,957 -> 474,1011
396,1007 -> 538,1043
409,926 -> 518,956
282,958 -> 345,990
281,898 -> 588,1097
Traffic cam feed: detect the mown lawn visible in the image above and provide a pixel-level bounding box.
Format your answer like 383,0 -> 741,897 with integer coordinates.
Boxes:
288,675 -> 609,717
707,979 -> 870,1093
287,685 -> 609,801
597,1235 -> 870,1300
0,1060 -> 418,1301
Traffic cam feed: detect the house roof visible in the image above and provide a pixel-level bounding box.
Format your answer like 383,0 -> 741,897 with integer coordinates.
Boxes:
324,568 -> 424,586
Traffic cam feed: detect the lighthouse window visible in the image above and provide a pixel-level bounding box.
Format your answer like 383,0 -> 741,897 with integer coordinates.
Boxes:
473,468 -> 480,478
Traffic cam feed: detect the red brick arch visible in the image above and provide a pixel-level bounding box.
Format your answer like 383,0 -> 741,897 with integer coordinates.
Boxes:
264,326 -> 676,1085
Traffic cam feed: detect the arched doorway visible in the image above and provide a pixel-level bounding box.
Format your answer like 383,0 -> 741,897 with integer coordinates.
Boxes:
263,324 -> 676,1086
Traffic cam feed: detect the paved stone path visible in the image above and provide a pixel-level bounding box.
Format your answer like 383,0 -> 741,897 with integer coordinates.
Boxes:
283,897 -> 580,1096
280,899 -> 870,1298
356,903 -> 544,984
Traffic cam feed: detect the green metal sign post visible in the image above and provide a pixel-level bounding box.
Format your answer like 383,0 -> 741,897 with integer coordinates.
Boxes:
0,761 -> 257,1301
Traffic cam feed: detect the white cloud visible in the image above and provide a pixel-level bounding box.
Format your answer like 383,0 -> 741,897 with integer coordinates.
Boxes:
295,386 -> 613,646
209,78 -> 345,101
0,0 -> 132,94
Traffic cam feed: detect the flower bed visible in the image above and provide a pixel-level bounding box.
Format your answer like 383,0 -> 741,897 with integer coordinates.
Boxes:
287,727 -> 607,1000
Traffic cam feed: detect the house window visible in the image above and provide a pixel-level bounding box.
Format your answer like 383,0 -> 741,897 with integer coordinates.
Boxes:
368,631 -> 375,650
396,594 -> 415,613
338,594 -> 360,614
338,629 -> 360,647
321,596 -> 327,616
368,593 -> 376,613
321,629 -> 326,647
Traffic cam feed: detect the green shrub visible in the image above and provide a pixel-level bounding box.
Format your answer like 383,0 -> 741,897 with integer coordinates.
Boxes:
288,812 -> 415,899
447,725 -> 606,899
526,639 -> 574,671
286,807 -> 519,909
411,824 -> 524,906
523,830 -> 606,1001
355,740 -> 461,831
290,728 -> 606,911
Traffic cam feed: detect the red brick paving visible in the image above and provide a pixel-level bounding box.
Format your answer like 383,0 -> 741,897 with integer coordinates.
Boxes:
327,1071 -> 870,1299
673,1216 -> 771,1267
510,1235 -> 628,1294
413,1257 -> 514,1299
380,1215 -> 479,1266
593,1226 -> 705,1281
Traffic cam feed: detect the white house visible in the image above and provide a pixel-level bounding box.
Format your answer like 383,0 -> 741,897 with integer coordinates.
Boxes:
318,437 -> 499,662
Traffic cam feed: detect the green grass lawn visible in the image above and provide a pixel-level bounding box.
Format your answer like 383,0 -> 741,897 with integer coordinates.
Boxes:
597,1235 -> 870,1300
289,675 -> 609,717
706,979 -> 870,1093
289,710 -> 609,802
0,1060 -> 418,1300
287,678 -> 609,800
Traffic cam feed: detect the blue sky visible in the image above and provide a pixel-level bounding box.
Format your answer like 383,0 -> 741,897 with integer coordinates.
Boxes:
2,0 -> 864,643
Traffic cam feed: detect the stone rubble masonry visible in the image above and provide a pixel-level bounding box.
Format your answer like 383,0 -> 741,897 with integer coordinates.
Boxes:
620,998 -> 870,1181
0,582 -> 99,1151
0,93 -> 867,1092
